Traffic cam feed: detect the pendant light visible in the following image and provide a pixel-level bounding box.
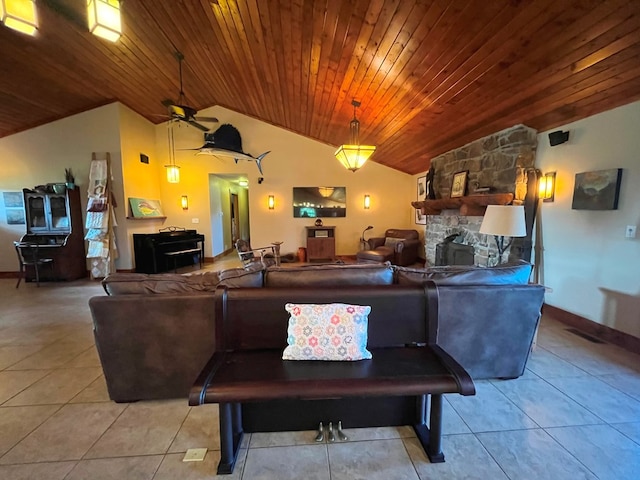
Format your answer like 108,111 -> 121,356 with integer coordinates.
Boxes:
0,0 -> 38,36
165,122 -> 180,183
87,0 -> 122,42
334,100 -> 376,172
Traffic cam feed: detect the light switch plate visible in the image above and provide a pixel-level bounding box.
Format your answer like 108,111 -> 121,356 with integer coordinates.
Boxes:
191,218 -> 200,224
183,448 -> 207,462
626,225 -> 637,238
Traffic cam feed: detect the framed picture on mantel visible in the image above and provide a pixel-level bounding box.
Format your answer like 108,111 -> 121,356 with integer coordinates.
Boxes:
416,176 -> 427,225
451,170 -> 468,198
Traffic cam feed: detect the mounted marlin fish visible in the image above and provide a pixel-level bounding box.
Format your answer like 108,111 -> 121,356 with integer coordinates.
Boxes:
194,123 -> 270,175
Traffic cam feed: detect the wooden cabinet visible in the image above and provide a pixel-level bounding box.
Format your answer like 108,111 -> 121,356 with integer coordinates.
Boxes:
20,187 -> 86,281
306,226 -> 335,262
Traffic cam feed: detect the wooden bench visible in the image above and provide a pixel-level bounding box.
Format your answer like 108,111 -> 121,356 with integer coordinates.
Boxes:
163,247 -> 203,272
189,283 -> 475,475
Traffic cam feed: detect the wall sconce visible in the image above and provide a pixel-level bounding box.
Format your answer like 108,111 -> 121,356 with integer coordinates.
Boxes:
181,195 -> 188,210
268,195 -> 275,210
363,194 -> 371,209
539,172 -> 556,202
0,0 -> 38,36
87,0 -> 122,42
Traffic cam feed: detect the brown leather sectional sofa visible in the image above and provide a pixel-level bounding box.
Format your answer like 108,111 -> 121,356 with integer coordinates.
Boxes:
89,261 -> 544,402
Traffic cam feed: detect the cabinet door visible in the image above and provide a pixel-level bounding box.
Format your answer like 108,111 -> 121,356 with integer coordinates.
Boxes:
26,194 -> 48,231
48,195 -> 70,232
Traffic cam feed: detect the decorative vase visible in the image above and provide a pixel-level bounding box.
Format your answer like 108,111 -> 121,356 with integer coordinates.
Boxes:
297,247 -> 307,263
314,218 -> 323,226
66,182 -> 75,190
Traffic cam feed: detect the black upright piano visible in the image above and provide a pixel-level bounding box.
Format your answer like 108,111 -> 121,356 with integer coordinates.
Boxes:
133,229 -> 205,274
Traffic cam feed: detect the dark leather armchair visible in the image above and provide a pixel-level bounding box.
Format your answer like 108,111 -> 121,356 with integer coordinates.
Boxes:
366,229 -> 421,266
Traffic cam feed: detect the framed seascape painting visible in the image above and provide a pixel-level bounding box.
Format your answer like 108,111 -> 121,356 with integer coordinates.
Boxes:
572,168 -> 622,210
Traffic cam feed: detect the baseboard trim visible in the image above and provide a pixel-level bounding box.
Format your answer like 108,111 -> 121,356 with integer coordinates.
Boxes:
543,303 -> 640,354
0,272 -> 18,279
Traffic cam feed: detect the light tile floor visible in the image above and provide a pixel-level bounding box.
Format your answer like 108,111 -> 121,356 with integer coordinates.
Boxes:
1,275 -> 639,479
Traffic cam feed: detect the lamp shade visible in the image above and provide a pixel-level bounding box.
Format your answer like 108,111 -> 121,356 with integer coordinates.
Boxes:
165,165 -> 180,183
479,205 -> 526,237
87,0 -> 122,42
1,0 -> 38,36
334,145 -> 376,172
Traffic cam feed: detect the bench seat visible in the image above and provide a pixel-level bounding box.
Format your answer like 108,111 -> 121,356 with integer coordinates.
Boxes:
192,347 -> 472,404
189,284 -> 475,475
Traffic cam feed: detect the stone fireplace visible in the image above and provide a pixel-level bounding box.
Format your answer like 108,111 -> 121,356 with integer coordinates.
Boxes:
416,125 -> 538,266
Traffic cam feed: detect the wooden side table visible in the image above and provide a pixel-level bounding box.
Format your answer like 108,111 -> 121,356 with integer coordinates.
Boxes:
305,226 -> 335,262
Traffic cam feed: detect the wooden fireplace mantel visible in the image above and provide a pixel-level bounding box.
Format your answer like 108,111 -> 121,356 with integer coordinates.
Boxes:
411,193 -> 514,216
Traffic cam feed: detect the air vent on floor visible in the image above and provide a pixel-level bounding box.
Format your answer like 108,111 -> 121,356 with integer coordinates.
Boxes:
565,328 -> 605,344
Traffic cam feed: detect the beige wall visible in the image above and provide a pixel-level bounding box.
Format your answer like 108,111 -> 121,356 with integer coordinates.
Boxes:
153,106 -> 415,260
1,102 -> 414,273
535,100 -> 640,338
0,103 -> 121,273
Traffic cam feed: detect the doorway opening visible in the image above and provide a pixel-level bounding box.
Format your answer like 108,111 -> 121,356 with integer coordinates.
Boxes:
208,174 -> 250,259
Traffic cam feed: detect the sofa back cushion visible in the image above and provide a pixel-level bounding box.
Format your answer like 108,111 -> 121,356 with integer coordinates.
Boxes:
102,267 -> 263,295
385,229 -> 419,240
264,263 -> 394,287
395,260 -> 533,286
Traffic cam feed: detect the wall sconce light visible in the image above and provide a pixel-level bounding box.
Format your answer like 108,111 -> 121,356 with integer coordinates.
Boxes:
268,195 -> 275,210
0,0 -> 38,36
539,172 -> 556,202
363,194 -> 371,209
87,0 -> 122,42
181,195 -> 188,210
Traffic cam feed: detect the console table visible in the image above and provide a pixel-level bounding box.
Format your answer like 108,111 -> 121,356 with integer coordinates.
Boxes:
305,226 -> 335,262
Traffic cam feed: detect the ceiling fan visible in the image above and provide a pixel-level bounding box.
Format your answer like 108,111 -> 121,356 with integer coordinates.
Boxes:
162,51 -> 218,132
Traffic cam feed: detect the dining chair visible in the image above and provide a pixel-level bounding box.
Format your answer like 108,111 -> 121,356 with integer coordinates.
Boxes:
14,241 -> 54,288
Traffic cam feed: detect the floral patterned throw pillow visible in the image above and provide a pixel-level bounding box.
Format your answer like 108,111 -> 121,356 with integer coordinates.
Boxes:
282,303 -> 372,361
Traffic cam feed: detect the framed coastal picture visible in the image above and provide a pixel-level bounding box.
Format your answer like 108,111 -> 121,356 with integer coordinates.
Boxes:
572,168 -> 622,210
128,198 -> 165,218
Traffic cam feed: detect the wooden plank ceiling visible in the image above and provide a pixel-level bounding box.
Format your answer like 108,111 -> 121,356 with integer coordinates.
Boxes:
1,0 -> 639,174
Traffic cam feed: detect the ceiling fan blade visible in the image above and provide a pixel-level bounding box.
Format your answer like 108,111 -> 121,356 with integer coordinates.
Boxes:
195,116 -> 219,123
187,119 -> 210,132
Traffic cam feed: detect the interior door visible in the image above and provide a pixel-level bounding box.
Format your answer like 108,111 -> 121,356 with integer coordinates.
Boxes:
230,193 -> 240,246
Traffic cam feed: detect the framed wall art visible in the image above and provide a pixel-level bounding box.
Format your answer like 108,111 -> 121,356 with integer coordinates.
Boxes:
450,171 -> 468,198
572,168 -> 622,210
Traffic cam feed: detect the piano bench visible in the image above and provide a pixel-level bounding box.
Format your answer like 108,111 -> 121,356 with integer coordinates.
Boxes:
164,248 -> 203,272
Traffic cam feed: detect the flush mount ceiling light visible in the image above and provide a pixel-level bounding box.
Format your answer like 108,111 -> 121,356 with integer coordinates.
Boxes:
334,100 -> 376,172
87,0 -> 122,42
0,0 -> 38,36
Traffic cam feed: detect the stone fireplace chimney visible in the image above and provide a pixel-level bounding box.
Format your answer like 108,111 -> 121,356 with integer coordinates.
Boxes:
417,125 -> 538,266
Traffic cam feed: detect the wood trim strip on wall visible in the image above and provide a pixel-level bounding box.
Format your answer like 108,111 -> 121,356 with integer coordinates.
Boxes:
543,303 -> 640,355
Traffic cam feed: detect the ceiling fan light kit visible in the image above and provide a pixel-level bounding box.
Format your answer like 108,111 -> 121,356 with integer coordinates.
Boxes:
334,100 -> 376,172
0,0 -> 38,36
162,51 -> 218,132
87,0 -> 122,42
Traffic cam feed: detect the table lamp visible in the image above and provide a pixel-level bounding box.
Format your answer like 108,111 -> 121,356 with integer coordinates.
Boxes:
479,205 -> 526,264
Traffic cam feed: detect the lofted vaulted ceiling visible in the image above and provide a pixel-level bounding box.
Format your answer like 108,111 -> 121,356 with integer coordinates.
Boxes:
1,0 -> 640,174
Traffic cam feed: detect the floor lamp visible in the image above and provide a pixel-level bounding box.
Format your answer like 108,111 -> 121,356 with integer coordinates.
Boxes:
479,205 -> 526,264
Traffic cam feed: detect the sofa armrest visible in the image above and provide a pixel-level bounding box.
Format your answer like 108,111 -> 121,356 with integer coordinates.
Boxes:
368,237 -> 385,249
395,238 -> 420,253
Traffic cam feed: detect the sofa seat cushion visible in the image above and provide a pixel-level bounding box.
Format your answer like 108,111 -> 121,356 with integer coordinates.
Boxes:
264,263 -> 394,287
395,260 -> 533,286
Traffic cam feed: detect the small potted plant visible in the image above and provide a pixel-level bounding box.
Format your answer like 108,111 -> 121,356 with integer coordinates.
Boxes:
65,168 -> 75,190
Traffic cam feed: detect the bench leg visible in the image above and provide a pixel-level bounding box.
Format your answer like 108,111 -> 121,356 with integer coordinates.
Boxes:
413,394 -> 445,463
217,402 -> 244,475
